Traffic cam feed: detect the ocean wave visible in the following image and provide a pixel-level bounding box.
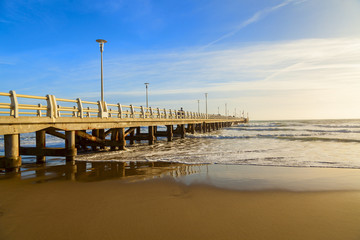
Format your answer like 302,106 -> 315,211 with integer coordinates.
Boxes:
235,128 -> 294,132
276,136 -> 360,143
314,124 -> 360,129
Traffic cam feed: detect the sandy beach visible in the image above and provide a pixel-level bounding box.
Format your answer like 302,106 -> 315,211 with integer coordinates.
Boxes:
1,164 -> 360,240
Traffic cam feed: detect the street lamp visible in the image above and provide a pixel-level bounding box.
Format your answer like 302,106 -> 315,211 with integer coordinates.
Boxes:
197,100 -> 200,114
144,83 -> 149,109
96,39 -> 107,107
205,93 -> 208,119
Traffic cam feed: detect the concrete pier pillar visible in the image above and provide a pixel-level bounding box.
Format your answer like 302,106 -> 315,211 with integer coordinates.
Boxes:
36,130 -> 46,163
148,126 -> 155,145
65,131 -> 77,162
179,124 -> 185,138
91,129 -> 99,151
129,128 -> 135,145
136,127 -> 141,143
118,128 -> 126,150
4,134 -> 21,171
166,125 -> 173,142
196,123 -> 202,133
111,128 -> 118,151
99,129 -> 105,150
154,126 -> 158,140
202,123 -> 206,133
191,124 -> 195,134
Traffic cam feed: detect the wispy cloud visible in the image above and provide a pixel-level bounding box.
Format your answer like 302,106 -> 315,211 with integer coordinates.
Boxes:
200,0 -> 307,50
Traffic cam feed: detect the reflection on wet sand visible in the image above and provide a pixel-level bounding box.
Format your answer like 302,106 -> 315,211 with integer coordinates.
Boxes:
0,160 -> 202,183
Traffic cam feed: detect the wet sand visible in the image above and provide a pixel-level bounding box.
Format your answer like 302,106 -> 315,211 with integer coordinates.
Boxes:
1,175 -> 360,240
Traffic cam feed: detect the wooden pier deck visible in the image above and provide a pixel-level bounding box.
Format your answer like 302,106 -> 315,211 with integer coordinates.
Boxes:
0,91 -> 248,171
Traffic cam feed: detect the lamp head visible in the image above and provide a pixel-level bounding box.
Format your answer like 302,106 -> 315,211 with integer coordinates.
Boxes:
96,39 -> 107,52
96,39 -> 108,44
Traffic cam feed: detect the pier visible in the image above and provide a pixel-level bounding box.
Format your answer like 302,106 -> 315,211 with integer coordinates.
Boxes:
0,90 -> 248,171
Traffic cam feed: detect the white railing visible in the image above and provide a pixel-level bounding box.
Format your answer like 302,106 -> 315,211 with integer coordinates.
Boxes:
0,90 -> 237,120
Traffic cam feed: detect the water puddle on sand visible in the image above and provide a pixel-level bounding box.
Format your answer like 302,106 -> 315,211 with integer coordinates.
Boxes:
3,159 -> 360,192
0,159 -> 204,184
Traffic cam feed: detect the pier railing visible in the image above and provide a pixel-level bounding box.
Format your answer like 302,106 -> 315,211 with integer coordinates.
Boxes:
0,91 -> 235,120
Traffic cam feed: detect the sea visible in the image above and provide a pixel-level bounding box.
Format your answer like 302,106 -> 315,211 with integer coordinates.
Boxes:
76,118 -> 360,169
2,119 -> 360,190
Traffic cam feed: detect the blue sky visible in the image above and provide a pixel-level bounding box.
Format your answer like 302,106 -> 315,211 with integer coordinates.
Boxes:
1,0 -> 360,120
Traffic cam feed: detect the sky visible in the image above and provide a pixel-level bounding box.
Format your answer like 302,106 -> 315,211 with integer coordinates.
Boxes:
1,0 -> 360,120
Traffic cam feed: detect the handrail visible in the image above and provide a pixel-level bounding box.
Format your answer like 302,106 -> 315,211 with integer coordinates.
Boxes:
0,90 -> 246,121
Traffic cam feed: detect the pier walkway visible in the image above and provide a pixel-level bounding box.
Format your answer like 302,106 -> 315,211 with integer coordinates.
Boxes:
0,90 -> 248,171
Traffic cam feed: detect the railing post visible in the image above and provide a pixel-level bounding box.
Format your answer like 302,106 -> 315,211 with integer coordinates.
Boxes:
164,108 -> 167,119
9,90 -> 19,118
130,104 -> 135,118
86,107 -> 90,117
57,105 -> 61,117
141,106 -> 145,118
117,103 -> 123,118
169,109 -> 172,119
97,101 -> 108,118
46,94 -> 58,118
149,107 -> 153,118
97,101 -> 103,118
77,98 -> 84,118
37,104 -> 42,117
157,108 -> 161,118
72,106 -> 76,117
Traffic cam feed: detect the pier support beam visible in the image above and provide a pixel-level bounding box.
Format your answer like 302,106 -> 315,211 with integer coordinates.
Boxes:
179,124 -> 185,138
91,129 -> 99,151
118,128 -> 126,150
187,124 -> 195,134
148,126 -> 155,145
129,128 -> 135,145
36,130 -> 46,163
136,127 -> 141,143
166,125 -> 173,142
201,123 -> 206,133
99,129 -> 105,150
111,129 -> 118,151
65,131 -> 77,162
3,134 -> 21,171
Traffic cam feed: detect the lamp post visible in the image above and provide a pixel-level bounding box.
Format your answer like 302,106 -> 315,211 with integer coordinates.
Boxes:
205,93 -> 208,119
144,83 -> 149,109
96,39 -> 107,107
197,100 -> 200,114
